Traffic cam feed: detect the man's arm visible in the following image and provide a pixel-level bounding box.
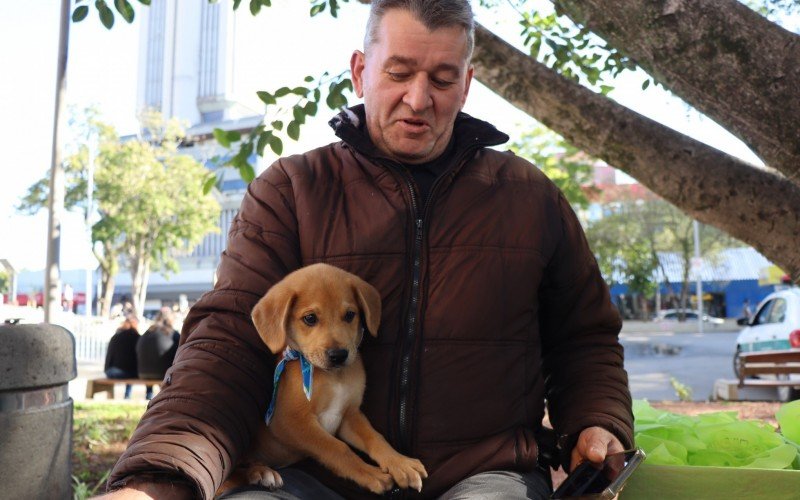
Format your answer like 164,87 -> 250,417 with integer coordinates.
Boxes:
104,163 -> 302,498
538,192 -> 634,470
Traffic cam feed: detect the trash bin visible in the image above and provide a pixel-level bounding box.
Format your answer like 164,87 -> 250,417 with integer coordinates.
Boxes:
0,322 -> 77,499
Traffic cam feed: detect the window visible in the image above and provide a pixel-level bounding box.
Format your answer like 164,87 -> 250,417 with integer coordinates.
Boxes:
767,298 -> 787,324
753,300 -> 776,325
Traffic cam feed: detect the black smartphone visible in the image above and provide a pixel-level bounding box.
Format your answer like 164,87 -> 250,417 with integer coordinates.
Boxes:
550,448 -> 646,499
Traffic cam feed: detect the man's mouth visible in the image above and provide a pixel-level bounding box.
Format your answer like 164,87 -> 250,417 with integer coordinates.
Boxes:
398,118 -> 430,133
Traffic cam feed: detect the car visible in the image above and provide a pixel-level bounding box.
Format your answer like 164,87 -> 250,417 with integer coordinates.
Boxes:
652,308 -> 725,325
734,287 -> 800,401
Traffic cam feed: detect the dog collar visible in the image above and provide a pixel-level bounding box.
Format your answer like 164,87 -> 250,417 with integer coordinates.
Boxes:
265,347 -> 313,425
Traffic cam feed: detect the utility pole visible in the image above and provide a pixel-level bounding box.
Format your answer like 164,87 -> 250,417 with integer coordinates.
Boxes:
693,220 -> 704,334
44,0 -> 71,323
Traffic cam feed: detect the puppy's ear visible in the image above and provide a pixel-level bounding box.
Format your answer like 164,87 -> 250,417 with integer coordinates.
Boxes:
252,282 -> 296,354
351,275 -> 381,337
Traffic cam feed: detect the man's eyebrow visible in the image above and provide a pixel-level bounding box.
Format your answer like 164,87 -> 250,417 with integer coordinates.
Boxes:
384,55 -> 461,75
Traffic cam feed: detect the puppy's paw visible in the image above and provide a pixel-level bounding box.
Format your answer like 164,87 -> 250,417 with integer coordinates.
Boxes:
353,463 -> 394,494
378,454 -> 428,492
246,464 -> 284,490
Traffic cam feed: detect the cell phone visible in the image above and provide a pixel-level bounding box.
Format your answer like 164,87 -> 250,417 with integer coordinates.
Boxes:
550,448 -> 646,499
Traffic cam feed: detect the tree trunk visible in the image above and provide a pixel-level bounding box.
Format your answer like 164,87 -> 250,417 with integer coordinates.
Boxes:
552,0 -> 800,182
472,24 -> 800,282
101,273 -> 115,319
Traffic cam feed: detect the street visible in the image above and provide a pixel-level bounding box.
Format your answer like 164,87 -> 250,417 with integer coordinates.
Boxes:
621,330 -> 740,401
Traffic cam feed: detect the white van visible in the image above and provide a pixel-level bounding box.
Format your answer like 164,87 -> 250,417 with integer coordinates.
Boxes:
734,287 -> 800,400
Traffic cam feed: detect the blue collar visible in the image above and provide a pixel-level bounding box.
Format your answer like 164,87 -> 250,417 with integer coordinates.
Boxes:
265,347 -> 313,425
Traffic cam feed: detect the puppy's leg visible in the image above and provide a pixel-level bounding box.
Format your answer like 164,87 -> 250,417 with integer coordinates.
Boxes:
338,406 -> 428,492
278,418 -> 393,495
247,464 -> 284,489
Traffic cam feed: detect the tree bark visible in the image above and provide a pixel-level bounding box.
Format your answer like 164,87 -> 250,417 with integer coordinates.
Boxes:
552,0 -> 800,183
472,24 -> 800,281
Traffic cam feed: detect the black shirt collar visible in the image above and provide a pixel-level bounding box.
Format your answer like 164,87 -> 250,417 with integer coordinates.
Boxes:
329,104 -> 509,167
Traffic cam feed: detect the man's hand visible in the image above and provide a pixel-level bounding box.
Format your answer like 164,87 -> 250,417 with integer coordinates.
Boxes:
569,426 -> 625,472
91,480 -> 193,500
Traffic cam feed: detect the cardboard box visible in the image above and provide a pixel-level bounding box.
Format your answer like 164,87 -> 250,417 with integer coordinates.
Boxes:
620,464 -> 800,499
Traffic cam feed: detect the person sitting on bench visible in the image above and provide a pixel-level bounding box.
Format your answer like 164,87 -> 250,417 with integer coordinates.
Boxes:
136,307 -> 180,400
104,313 -> 141,399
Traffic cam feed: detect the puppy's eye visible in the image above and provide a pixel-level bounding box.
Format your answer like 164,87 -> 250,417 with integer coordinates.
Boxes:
343,311 -> 356,323
302,313 -> 318,326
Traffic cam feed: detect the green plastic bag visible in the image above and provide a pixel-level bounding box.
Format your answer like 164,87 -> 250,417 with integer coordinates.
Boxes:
633,400 -> 800,470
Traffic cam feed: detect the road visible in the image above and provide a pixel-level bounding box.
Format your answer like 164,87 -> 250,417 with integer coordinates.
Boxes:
620,330 -> 740,401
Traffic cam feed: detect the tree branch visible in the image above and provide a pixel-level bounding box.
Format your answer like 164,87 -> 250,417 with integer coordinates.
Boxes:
472,23 -> 800,280
552,0 -> 800,182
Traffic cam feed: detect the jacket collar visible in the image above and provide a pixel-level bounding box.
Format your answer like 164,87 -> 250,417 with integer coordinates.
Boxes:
328,104 -> 509,165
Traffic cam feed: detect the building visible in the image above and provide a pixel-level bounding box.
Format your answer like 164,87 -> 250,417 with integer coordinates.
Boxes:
114,0 -> 265,308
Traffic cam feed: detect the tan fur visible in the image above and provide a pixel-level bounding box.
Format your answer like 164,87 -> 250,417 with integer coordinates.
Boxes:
218,263 -> 427,496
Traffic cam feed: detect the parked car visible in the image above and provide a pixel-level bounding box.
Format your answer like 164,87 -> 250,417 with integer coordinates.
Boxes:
734,287 -> 800,401
652,308 -> 725,325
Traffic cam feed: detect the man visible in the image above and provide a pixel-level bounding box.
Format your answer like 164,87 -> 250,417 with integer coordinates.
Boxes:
102,1 -> 633,498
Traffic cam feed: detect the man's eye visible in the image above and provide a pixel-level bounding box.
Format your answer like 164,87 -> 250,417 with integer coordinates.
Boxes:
388,72 -> 410,80
302,313 -> 318,326
432,78 -> 454,89
343,311 -> 356,323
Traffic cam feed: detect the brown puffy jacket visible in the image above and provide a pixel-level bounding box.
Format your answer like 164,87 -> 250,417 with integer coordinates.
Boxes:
109,106 -> 633,499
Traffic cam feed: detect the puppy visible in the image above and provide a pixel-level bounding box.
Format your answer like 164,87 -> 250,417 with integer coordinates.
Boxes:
220,263 -> 427,495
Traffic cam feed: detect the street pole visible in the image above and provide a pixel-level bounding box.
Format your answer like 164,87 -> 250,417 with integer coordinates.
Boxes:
84,145 -> 94,317
44,0 -> 71,324
693,220 -> 704,334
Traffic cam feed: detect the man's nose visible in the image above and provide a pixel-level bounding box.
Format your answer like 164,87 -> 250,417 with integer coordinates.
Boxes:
403,74 -> 432,112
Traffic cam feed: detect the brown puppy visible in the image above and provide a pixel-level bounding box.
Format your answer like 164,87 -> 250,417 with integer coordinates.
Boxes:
220,263 -> 427,495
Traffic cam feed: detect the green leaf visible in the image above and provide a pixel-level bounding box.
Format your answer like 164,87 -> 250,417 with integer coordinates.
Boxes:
72,5 -> 90,22
97,1 -> 115,30
304,102 -> 318,116
310,2 -> 326,16
137,0 -> 151,5
232,0 -> 242,10
249,0 -> 261,15
269,135 -> 283,156
256,91 -> 276,105
226,130 -> 242,143
274,87 -> 292,98
114,0 -> 135,23
291,86 -> 309,96
293,106 -> 306,125
287,121 -> 300,141
260,0 -> 271,6
213,128 -> 231,148
256,131 -> 270,156
202,173 -> 218,195
641,79 -> 651,90
239,164 -> 256,183
271,120 -> 284,131
304,75 -> 315,83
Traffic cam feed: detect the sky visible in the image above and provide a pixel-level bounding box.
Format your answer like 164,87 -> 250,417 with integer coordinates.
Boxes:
0,0 -> 792,275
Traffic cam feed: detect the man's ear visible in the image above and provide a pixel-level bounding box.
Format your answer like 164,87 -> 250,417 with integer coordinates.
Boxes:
351,275 -> 381,337
350,50 -> 366,98
461,64 -> 474,109
251,283 -> 296,354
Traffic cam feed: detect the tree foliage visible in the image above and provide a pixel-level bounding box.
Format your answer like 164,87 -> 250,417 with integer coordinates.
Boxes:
586,199 -> 741,319
18,110 -> 220,317
509,126 -> 597,209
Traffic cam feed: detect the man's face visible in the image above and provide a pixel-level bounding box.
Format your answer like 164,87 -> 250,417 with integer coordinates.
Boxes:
351,9 -> 473,164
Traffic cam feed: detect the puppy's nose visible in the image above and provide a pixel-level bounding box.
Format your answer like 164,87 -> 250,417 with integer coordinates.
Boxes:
327,348 -> 349,366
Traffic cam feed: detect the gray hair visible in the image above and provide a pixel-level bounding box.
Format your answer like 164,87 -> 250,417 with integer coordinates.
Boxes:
364,0 -> 475,61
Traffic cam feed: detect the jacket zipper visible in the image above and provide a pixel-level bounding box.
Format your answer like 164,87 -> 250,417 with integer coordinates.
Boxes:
383,143 -> 490,499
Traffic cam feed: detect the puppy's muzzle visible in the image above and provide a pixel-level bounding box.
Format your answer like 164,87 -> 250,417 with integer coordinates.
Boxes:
327,348 -> 349,367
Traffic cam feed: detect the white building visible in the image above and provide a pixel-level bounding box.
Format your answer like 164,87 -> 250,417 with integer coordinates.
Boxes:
115,0 -> 266,306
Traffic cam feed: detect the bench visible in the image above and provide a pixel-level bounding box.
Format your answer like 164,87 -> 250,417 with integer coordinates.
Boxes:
85,378 -> 162,399
738,349 -> 800,388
